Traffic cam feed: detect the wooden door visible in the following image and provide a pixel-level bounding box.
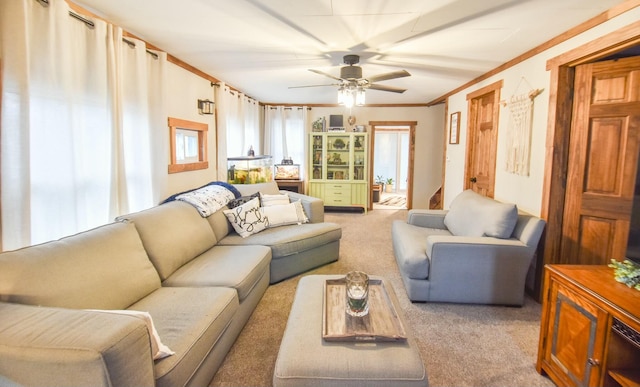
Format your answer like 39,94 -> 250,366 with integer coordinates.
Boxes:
560,56 -> 640,265
465,82 -> 501,198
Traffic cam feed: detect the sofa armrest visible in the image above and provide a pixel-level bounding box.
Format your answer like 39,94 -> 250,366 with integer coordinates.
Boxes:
283,191 -> 325,223
0,302 -> 155,387
426,235 -> 533,259
407,209 -> 448,229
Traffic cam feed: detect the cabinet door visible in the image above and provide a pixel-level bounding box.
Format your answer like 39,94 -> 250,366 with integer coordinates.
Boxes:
310,134 -> 324,180
544,280 -> 608,386
352,134 -> 367,181
326,134 -> 351,181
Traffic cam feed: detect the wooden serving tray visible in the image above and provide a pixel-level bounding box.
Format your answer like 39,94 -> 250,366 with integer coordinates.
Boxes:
322,278 -> 407,342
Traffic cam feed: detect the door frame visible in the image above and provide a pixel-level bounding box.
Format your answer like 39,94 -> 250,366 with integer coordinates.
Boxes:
369,121 -> 417,210
540,21 -> 640,296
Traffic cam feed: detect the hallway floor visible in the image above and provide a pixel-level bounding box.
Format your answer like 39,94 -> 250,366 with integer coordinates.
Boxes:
373,191 -> 407,210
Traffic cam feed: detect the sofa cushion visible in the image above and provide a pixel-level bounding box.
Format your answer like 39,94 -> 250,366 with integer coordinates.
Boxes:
444,190 -> 518,239
234,181 -> 280,196
223,197 -> 268,238
127,287 -> 239,387
86,309 -> 174,360
117,201 -> 218,281
162,245 -> 272,301
0,221 -> 161,310
218,222 -> 342,259
208,206 -> 232,240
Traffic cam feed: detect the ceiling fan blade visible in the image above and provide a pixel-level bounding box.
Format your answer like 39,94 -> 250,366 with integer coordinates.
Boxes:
309,69 -> 344,81
368,84 -> 407,94
288,83 -> 339,89
366,70 -> 411,83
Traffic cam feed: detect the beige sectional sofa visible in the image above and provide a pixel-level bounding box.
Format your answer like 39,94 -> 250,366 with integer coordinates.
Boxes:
0,181 -> 341,387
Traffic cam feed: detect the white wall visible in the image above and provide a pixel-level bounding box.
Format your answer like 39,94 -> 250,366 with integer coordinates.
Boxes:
443,7 -> 640,216
161,62 -> 218,200
310,105 -> 444,209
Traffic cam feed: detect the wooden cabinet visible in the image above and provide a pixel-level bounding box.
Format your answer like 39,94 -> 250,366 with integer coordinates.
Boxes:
537,265 -> 640,387
308,133 -> 368,211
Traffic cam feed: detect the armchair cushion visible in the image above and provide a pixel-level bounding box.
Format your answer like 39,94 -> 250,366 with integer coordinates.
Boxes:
444,190 -> 517,239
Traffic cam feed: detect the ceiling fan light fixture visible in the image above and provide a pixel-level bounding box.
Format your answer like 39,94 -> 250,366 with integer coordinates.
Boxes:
337,87 -> 347,105
356,88 -> 366,106
338,84 -> 365,108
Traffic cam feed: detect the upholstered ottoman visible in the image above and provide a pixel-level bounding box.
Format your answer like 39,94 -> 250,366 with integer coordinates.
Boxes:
273,275 -> 428,387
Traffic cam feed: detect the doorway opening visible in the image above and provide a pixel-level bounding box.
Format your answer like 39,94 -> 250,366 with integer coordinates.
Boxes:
369,122 -> 415,210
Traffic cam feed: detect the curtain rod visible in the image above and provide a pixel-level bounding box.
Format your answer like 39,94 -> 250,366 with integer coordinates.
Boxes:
36,0 -> 95,28
122,37 -> 159,59
269,107 -> 311,110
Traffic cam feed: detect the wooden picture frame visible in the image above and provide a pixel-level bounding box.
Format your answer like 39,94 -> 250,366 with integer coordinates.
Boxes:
449,112 -> 460,144
168,117 -> 209,173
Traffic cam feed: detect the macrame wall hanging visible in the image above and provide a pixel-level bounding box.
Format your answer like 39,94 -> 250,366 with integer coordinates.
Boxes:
501,77 -> 543,176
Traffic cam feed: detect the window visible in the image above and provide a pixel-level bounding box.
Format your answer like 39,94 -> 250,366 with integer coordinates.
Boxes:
168,117 -> 208,173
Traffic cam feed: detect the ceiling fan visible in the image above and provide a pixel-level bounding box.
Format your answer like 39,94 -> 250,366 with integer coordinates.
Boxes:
289,55 -> 411,105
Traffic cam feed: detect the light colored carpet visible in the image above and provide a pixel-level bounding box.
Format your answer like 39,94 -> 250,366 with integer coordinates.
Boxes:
210,209 -> 554,387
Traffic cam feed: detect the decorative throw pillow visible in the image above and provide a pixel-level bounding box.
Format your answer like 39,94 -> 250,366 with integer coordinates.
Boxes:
86,309 -> 174,360
227,192 -> 260,209
223,197 -> 268,238
260,192 -> 290,207
261,200 -> 309,228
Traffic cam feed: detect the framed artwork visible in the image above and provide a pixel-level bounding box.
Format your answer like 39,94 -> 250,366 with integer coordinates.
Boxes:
449,112 -> 460,144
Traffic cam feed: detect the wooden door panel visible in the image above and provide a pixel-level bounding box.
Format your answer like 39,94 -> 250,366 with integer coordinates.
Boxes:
577,216 -> 615,265
465,84 -> 501,198
584,118 -> 626,194
561,56 -> 640,265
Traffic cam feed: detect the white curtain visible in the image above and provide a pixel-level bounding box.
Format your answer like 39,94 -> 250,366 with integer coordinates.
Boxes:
0,0 -> 164,249
264,106 -> 309,178
217,83 -> 260,158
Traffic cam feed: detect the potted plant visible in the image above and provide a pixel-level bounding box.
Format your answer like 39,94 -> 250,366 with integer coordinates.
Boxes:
385,177 -> 395,193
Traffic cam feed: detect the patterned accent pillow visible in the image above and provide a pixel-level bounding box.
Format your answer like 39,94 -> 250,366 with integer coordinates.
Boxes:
223,197 -> 268,238
227,192 -> 260,209
260,192 -> 290,207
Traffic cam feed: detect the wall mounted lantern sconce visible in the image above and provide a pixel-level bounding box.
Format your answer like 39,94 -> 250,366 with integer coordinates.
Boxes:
198,99 -> 215,115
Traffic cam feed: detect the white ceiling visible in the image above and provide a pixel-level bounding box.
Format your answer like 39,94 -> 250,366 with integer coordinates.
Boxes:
72,0 -> 627,105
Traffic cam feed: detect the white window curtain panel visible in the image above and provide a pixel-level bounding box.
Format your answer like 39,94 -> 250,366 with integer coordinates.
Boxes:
216,83 -> 260,159
0,0 -> 165,250
264,106 -> 310,179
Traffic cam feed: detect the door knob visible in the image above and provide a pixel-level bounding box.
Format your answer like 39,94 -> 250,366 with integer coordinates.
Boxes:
470,177 -> 477,183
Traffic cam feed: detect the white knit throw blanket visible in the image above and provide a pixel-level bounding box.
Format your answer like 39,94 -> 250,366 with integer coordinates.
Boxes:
175,184 -> 236,217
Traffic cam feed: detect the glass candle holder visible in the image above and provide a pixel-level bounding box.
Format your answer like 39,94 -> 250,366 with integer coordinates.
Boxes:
345,271 -> 369,317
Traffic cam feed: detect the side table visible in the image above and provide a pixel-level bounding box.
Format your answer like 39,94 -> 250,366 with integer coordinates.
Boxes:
276,179 -> 304,194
